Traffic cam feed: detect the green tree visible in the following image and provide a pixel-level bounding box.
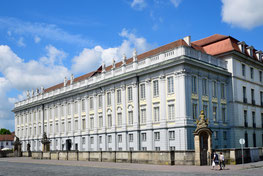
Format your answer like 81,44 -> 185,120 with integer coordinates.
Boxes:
0,128 -> 11,135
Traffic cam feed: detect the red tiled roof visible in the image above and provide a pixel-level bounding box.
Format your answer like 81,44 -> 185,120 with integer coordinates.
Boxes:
0,134 -> 14,141
192,34 -> 228,47
41,35 -> 262,94
192,34 -> 263,63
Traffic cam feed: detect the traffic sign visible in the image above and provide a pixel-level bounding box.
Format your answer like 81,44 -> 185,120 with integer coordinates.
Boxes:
239,138 -> 245,145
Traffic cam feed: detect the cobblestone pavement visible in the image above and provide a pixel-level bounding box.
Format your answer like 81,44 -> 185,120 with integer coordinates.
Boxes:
0,157 -> 263,176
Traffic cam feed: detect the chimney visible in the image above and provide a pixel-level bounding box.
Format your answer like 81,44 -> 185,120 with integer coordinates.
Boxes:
183,36 -> 191,46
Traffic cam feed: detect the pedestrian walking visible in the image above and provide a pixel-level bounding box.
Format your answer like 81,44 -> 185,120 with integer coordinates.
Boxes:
212,152 -> 219,170
219,152 -> 225,170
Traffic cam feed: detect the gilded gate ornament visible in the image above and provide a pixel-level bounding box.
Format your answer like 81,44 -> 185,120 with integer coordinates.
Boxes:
196,110 -> 209,129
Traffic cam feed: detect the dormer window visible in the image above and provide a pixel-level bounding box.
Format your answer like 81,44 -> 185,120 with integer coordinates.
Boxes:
246,46 -> 254,57
256,50 -> 262,61
238,41 -> 246,53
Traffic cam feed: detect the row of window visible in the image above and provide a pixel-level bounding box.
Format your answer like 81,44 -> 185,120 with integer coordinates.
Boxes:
192,102 -> 227,123
241,63 -> 263,82
17,103 -> 176,137
191,76 -> 226,98
243,111 -> 263,128
242,87 -> 263,105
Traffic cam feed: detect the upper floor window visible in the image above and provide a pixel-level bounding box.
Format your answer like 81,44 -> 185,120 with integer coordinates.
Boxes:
213,104 -> 217,122
251,89 -> 255,105
242,64 -> 246,76
117,113 -> 122,127
244,110 -> 247,127
153,80 -> 159,96
140,109 -> 146,124
252,111 -> 256,128
168,104 -> 175,120
259,71 -> 262,82
221,83 -> 225,99
243,86 -> 247,103
192,102 -> 197,119
74,101 -> 78,114
154,106 -> 160,122
191,76 -> 197,93
212,81 -> 217,97
128,111 -> 133,125
202,78 -> 207,95
117,89 -> 121,104
250,67 -> 254,79
99,115 -> 103,128
90,97 -> 94,109
167,76 -> 174,94
107,92 -> 111,106
222,107 -> 226,123
82,99 -> 85,112
98,95 -> 102,108
260,92 -> 263,106
128,87 -> 133,101
107,114 -> 112,128
140,84 -> 146,99
67,104 -> 71,115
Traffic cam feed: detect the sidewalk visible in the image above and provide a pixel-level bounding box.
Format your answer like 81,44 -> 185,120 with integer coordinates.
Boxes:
1,157 -> 263,174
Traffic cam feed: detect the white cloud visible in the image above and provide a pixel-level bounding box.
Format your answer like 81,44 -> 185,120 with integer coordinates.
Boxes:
71,29 -> 153,74
221,0 -> 263,29
39,45 -> 67,66
0,45 -> 69,90
170,0 -> 181,8
0,17 -> 92,46
17,37 -> 25,47
0,44 -> 70,130
131,0 -> 147,10
34,36 -> 41,43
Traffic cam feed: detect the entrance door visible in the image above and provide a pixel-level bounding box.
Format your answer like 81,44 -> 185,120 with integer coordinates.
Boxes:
66,139 -> 72,151
200,132 -> 208,165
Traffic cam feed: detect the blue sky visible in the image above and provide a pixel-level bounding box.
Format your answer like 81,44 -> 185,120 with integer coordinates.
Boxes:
0,0 -> 263,131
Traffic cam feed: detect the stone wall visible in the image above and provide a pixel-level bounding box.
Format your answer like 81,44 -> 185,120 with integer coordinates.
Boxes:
30,150 -> 195,165
0,150 -> 14,157
28,147 -> 263,166
215,147 -> 263,164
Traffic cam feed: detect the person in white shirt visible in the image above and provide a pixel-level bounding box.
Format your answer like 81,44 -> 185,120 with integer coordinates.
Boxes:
219,152 -> 225,170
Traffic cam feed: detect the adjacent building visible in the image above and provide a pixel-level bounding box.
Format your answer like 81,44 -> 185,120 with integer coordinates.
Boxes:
12,34 -> 263,152
0,132 -> 15,150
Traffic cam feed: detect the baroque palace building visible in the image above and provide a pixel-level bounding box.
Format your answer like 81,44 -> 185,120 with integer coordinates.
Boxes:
13,34 -> 263,152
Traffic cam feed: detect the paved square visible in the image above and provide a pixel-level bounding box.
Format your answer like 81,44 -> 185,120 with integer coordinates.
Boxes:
0,157 -> 263,176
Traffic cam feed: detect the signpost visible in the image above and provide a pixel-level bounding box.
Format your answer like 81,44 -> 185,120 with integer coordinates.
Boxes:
239,138 -> 245,167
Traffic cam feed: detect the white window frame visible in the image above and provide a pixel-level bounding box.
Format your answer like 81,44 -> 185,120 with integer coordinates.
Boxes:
128,87 -> 133,101
140,83 -> 146,99
153,80 -> 159,97
167,76 -> 174,94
